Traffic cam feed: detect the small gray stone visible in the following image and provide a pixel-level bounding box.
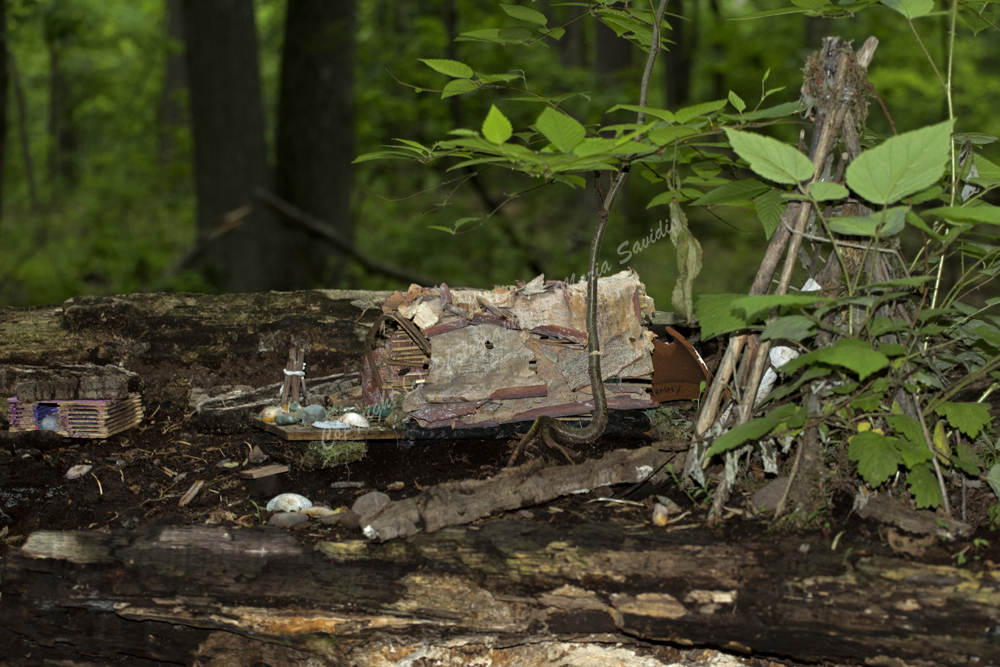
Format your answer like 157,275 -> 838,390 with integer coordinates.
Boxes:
750,477 -> 789,514
320,513 -> 342,526
338,509 -> 361,530
299,404 -> 327,424
268,511 -> 310,527
352,490 -> 390,518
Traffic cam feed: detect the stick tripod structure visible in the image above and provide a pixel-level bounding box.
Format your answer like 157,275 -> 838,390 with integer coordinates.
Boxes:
691,36 -> 911,520
280,346 -> 308,407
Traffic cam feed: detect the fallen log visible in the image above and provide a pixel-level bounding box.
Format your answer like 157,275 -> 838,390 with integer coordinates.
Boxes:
2,519 -> 997,666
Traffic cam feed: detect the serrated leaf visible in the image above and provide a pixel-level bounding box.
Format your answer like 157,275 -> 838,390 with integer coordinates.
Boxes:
845,120 -> 953,205
670,200 -> 702,325
725,129 -> 814,185
828,206 -> 908,237
428,226 -> 455,234
987,463 -> 1000,499
755,188 -> 785,240
705,404 -> 800,458
452,217 -> 478,232
808,181 -> 849,201
419,58 -> 474,79
882,0 -> 934,18
925,204 -> 1000,226
889,414 -> 934,468
728,90 -> 746,113
647,191 -> 674,209
457,28 -> 506,43
352,151 -> 412,164
648,125 -> 698,146
482,105 -> 513,145
737,100 -> 806,121
695,293 -> 750,340
536,107 -> 585,153
691,178 -> 770,206
848,431 -> 902,486
951,441 -> 983,476
760,315 -> 816,342
607,104 -> 676,123
934,401 -> 992,438
779,338 -> 890,381
675,99 -> 728,124
498,26 -> 532,41
907,463 -> 944,508
731,294 -> 833,321
500,3 -> 547,25
441,79 -> 477,99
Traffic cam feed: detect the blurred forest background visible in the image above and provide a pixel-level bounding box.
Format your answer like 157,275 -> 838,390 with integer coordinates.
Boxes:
0,0 -> 997,308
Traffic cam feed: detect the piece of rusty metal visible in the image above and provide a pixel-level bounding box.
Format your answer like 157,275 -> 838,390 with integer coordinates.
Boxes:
651,327 -> 711,403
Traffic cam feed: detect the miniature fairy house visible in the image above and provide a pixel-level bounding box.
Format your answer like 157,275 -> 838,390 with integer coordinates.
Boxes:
362,270 -> 660,429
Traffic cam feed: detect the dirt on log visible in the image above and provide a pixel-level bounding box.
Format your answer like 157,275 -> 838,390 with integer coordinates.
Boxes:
0,290 -> 390,414
3,521 -> 999,666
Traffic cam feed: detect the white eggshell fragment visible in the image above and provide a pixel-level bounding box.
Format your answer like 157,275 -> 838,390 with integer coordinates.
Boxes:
266,493 -> 313,512
65,465 -> 93,480
339,412 -> 370,428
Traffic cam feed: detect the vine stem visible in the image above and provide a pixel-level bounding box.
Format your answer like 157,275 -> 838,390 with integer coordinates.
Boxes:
508,0 -> 670,466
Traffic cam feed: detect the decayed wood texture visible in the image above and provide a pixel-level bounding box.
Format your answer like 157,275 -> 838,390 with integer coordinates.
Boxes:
0,290 -> 391,408
3,518 -> 998,666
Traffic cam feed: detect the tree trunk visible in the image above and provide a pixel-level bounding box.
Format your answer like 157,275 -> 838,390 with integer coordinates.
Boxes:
0,0 -> 7,227
2,521 -> 998,666
273,0 -> 357,290
181,0 -> 279,293
45,0 -> 77,193
663,0 -> 690,108
158,0 -> 187,167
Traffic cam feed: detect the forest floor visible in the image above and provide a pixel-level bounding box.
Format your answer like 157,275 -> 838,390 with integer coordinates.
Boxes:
4,390 -> 1000,571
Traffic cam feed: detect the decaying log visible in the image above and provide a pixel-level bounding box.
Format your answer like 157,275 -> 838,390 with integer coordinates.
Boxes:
2,519 -> 998,666
0,290 -> 391,412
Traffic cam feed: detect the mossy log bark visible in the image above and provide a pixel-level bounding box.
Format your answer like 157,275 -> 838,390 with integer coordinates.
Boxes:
2,522 -> 998,666
0,290 -> 391,411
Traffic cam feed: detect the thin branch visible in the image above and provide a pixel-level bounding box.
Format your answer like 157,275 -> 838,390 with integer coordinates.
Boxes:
508,0 -> 670,466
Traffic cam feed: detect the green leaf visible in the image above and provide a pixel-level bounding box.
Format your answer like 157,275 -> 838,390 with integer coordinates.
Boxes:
724,129 -> 814,185
934,401 -> 992,438
536,107 -> 585,153
951,441 -> 983,476
482,105 -> 513,145
848,431 -> 902,486
498,26 -> 533,41
908,463 -> 944,509
670,200 -> 702,325
845,120 -> 953,205
779,338 -> 890,381
738,100 -> 805,121
731,294 -> 833,321
352,151 -> 412,164
691,179 -> 770,206
647,191 -> 675,209
419,58 -> 474,79
755,188 -> 786,240
695,293 -> 750,340
827,206 -> 908,237
500,3 -> 548,25
674,99 -> 728,124
986,463 -> 1000,499
647,125 -> 698,146
607,104 -> 676,123
881,0 -> 934,19
705,404 -> 800,458
728,90 -> 746,114
808,181 -> 849,201
761,315 -> 816,342
441,79 -> 477,99
924,204 -> 1000,226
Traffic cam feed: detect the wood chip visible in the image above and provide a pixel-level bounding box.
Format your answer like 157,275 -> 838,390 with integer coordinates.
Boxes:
178,480 -> 204,507
239,464 -> 289,479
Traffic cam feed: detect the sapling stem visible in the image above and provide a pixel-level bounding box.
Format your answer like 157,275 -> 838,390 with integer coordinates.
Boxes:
507,0 -> 670,466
